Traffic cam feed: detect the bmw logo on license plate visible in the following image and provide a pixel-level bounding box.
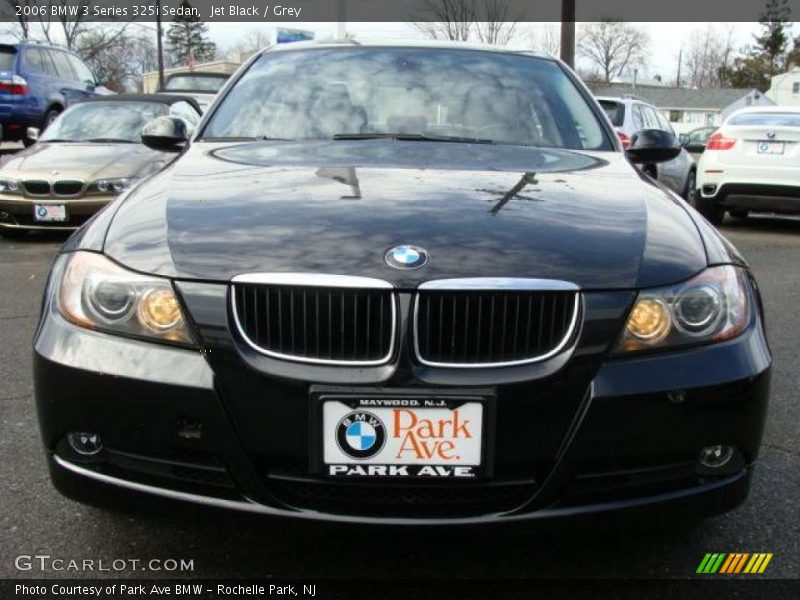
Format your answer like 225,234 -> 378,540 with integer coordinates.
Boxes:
385,245 -> 428,270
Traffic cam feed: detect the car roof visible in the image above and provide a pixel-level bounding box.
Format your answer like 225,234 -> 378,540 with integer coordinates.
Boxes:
5,41 -> 75,52
727,105 -> 800,116
262,38 -> 553,60
80,93 -> 202,114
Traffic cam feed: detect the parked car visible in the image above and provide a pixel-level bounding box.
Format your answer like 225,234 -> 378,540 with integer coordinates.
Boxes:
158,72 -> 230,112
597,95 -> 697,203
35,42 -> 770,526
695,106 -> 800,224
0,42 -> 110,146
680,125 -> 718,160
0,94 -> 201,236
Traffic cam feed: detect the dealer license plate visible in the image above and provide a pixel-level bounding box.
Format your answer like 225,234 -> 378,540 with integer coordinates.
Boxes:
33,204 -> 67,222
757,141 -> 784,155
321,396 -> 486,479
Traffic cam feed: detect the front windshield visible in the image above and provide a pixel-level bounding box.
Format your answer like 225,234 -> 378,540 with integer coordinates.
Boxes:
203,47 -> 610,150
165,74 -> 228,92
41,102 -> 168,143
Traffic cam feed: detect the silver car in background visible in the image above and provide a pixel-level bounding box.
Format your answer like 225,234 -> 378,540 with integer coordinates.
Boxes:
597,96 -> 697,203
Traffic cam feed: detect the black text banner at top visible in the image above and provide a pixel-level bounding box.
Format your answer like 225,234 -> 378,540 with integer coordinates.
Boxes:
0,0 -> 796,23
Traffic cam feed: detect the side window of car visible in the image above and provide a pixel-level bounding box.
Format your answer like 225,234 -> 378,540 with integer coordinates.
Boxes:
641,105 -> 659,129
170,101 -> 200,127
25,48 -> 44,73
66,53 -> 95,85
47,50 -> 77,81
631,104 -> 645,130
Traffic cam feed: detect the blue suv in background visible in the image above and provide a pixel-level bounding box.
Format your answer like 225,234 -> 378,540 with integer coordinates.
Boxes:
0,42 -> 106,146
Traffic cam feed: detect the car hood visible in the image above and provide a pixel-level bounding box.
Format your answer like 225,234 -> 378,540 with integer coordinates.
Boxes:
1,142 -> 167,181
103,140 -> 708,290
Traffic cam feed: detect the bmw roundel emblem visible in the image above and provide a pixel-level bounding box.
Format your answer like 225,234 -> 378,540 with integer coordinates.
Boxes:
336,411 -> 386,459
385,245 -> 428,270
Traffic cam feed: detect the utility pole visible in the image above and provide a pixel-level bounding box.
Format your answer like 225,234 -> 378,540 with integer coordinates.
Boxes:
560,0 -> 575,68
676,48 -> 683,88
336,0 -> 347,39
156,0 -> 165,90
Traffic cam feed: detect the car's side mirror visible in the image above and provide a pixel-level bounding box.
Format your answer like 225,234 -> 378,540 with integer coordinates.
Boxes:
678,133 -> 689,146
141,116 -> 190,152
626,129 -> 681,164
26,127 -> 40,142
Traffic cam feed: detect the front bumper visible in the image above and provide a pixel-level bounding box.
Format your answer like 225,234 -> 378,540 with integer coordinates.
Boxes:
0,194 -> 115,231
34,279 -> 772,525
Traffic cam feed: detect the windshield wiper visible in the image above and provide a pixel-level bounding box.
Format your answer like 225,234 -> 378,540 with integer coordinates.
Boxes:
333,132 -> 496,144
86,138 -> 137,143
200,136 -> 259,142
41,139 -> 78,143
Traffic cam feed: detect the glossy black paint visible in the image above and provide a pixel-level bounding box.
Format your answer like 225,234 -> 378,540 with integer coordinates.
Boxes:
95,140 -> 710,290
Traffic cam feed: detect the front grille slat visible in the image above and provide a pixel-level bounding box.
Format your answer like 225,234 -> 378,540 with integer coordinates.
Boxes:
23,179 -> 50,195
416,288 -> 578,367
234,281 -> 394,365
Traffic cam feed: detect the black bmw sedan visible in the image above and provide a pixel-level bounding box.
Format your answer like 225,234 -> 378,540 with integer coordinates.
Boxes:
33,42 -> 771,525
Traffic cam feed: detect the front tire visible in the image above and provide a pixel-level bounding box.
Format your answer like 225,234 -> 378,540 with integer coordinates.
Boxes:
683,170 -> 696,206
729,209 -> 749,221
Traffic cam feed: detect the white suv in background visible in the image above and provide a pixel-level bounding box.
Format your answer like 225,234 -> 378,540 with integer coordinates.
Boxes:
597,96 -> 697,202
696,106 -> 800,225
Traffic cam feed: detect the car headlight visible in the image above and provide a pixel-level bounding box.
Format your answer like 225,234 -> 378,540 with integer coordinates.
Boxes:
91,177 -> 136,194
0,178 -> 20,193
615,265 -> 751,354
57,251 -> 194,345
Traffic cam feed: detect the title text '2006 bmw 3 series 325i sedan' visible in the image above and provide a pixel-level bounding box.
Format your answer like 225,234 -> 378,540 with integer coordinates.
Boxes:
33,42 -> 771,525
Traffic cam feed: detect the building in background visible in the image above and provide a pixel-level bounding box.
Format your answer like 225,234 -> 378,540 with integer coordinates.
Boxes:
766,66 -> 800,106
586,82 -> 773,133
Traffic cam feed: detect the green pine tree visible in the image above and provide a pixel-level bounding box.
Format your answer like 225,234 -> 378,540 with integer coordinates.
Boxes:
719,0 -> 791,91
165,0 -> 217,67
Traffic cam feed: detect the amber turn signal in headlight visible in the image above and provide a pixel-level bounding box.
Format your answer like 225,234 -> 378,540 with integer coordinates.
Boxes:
58,251 -> 193,345
616,266 -> 751,354
625,298 -> 671,343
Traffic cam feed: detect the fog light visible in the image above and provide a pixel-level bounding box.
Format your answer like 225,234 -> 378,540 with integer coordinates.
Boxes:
67,431 -> 103,456
699,444 -> 734,469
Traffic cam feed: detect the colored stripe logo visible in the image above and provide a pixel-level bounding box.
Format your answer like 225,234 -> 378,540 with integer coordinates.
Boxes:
697,553 -> 773,574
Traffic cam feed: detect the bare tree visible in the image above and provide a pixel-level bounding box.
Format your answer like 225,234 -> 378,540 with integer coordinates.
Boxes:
474,0 -> 522,45
233,29 -> 271,58
523,23 -> 560,55
577,20 -> 649,83
413,0 -> 476,41
413,0 -> 520,45
683,25 -> 736,88
3,0 -> 34,40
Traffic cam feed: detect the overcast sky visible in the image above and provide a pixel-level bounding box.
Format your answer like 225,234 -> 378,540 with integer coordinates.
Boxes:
206,21 -> 769,82
0,20 -> 775,83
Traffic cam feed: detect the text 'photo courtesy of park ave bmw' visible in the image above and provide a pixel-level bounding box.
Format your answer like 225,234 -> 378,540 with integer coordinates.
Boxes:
1,0 -> 799,594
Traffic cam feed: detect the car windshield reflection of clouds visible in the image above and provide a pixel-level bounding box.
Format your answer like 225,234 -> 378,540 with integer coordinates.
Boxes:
41,102 -> 168,143
203,47 -> 610,150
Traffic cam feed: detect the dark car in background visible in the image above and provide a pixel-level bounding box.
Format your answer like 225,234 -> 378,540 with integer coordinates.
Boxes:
0,94 -> 201,236
0,42 -> 108,146
34,42 -> 771,526
680,125 -> 718,161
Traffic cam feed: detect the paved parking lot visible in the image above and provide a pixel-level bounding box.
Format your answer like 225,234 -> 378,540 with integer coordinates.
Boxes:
0,215 -> 798,580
